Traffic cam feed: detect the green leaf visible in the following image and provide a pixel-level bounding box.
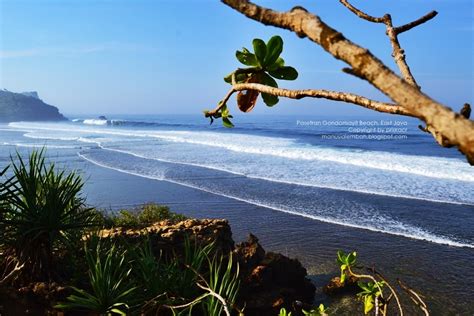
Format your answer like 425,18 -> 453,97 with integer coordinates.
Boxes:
347,251 -> 357,265
269,66 -> 298,80
358,281 -> 370,292
267,57 -> 285,71
224,72 -> 250,84
264,35 -> 283,67
261,72 -> 279,106
337,250 -> 345,264
252,38 -> 267,66
319,304 -> 327,313
236,48 -> 258,66
363,295 -> 374,314
222,117 -> 234,128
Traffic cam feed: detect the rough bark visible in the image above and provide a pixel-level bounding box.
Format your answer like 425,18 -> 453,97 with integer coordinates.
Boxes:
220,0 -> 474,165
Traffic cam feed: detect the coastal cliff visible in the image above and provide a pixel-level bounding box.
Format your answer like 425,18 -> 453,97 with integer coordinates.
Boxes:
0,90 -> 66,122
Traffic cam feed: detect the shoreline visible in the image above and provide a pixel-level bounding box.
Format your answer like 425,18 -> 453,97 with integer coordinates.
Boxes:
79,156 -> 474,314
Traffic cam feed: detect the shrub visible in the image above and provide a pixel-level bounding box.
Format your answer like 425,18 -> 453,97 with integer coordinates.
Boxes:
0,150 -> 99,279
109,203 -> 187,228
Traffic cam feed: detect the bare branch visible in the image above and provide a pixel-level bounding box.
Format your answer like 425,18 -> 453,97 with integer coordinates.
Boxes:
398,279 -> 430,316
221,0 -> 474,165
0,260 -> 24,286
383,14 -> 420,88
196,283 -> 232,316
340,0 -> 423,87
368,267 -> 405,316
339,0 -> 386,23
395,11 -> 438,34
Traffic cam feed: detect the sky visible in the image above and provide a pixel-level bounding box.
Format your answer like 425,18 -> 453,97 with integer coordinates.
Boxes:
0,0 -> 473,116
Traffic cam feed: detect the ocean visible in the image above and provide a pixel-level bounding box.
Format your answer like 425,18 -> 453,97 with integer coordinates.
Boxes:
0,114 -> 473,314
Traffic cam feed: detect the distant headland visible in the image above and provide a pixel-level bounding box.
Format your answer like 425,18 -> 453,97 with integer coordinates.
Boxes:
0,89 -> 67,122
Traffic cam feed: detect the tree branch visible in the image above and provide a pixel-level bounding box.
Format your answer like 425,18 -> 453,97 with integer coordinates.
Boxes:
220,0 -> 474,165
340,0 -> 437,88
207,83 -> 412,117
339,0 -> 386,23
395,11 -> 438,34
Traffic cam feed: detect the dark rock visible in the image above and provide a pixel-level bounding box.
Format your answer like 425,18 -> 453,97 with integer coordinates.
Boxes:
235,234 -> 316,315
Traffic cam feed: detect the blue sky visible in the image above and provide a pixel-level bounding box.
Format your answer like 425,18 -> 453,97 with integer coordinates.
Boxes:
0,0 -> 472,116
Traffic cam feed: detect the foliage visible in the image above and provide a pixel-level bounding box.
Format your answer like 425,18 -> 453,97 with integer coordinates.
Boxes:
357,281 -> 384,315
336,250 -> 357,284
279,307 -> 292,316
0,150 -> 98,278
205,35 -> 298,127
335,250 -> 428,315
278,304 -> 328,316
130,237 -> 214,312
56,240 -> 137,315
107,203 -> 187,228
202,253 -> 240,316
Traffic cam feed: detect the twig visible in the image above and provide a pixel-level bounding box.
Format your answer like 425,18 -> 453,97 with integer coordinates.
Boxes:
339,0 -> 386,23
339,0 -> 436,88
398,279 -> 430,316
196,283 -> 232,316
368,268 -> 404,316
395,11 -> 438,34
0,260 -> 24,286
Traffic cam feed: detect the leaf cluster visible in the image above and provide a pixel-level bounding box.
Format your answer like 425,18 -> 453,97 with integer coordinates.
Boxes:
206,35 -> 299,127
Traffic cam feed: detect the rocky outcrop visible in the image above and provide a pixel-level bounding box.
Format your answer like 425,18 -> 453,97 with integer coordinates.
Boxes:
11,219 -> 315,315
235,234 -> 316,315
98,218 -> 235,256
101,221 -> 316,314
0,89 -> 66,122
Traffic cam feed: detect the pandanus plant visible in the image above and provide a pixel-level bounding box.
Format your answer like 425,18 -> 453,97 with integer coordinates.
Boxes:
0,149 -> 98,279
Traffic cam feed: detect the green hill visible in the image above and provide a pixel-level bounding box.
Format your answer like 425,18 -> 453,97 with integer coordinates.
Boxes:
0,90 -> 67,122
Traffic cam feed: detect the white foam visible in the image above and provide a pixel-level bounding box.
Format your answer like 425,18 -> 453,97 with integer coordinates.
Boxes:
1,142 -> 77,149
8,122 -> 472,182
98,145 -> 474,206
78,152 -> 474,249
83,119 -> 107,126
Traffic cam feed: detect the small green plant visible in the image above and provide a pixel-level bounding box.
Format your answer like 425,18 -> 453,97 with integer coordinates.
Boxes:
334,251 -> 429,315
279,307 -> 292,316
56,241 -> 137,315
357,281 -> 384,315
279,304 -> 328,316
0,150 -> 98,279
303,304 -> 329,316
204,35 -> 298,127
336,250 -> 357,283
